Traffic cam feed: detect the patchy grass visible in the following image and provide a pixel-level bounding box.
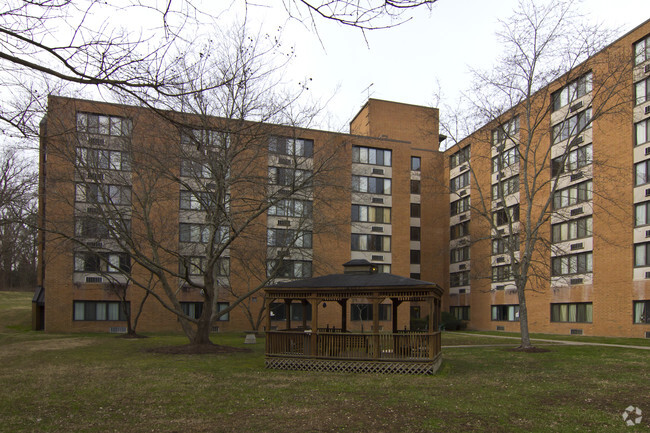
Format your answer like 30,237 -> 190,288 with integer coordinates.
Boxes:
1,291 -> 649,432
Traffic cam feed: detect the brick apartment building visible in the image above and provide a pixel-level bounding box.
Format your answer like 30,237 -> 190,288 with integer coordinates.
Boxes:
35,19 -> 650,338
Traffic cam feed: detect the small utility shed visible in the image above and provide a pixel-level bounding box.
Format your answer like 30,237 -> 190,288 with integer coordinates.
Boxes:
264,260 -> 443,374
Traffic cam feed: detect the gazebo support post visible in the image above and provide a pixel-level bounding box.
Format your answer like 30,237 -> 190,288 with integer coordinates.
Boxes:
310,298 -> 320,357
301,299 -> 308,330
390,298 -> 402,333
284,298 -> 291,330
428,296 -> 436,360
372,296 -> 380,359
338,299 -> 347,333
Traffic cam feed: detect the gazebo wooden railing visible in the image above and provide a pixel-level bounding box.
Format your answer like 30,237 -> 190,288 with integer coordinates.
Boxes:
266,330 -> 441,361
264,260 -> 444,375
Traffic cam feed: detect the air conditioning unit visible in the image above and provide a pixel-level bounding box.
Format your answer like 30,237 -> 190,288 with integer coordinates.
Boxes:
371,226 -> 383,232
276,220 -> 291,227
459,214 -> 467,221
570,101 -> 583,112
570,207 -> 584,216
570,172 -> 583,181
458,289 -> 466,294
87,241 -> 103,248
645,105 -> 650,115
496,257 -> 505,263
570,242 -> 584,251
371,197 -> 384,204
496,326 -> 505,331
459,190 -> 467,196
371,255 -> 384,261
86,206 -> 101,214
645,271 -> 650,279
645,147 -> 650,155
645,188 -> 650,197
278,157 -> 291,165
85,276 -> 103,283
88,137 -> 105,146
459,164 -> 468,172
496,285 -> 505,290
645,64 -> 650,74
372,168 -> 384,175
458,264 -> 466,270
646,230 -> 650,238
570,278 -> 583,285
570,329 -> 583,335
571,136 -> 584,145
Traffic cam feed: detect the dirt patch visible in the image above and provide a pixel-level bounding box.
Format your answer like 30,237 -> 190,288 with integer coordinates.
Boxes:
504,346 -> 551,353
145,343 -> 251,355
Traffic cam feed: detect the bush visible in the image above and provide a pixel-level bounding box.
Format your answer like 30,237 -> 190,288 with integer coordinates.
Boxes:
441,312 -> 467,331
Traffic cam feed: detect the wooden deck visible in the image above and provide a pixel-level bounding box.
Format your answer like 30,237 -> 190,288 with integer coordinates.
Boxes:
265,330 -> 442,374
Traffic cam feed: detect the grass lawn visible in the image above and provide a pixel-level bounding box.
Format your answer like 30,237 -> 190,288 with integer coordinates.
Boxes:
1,291 -> 649,432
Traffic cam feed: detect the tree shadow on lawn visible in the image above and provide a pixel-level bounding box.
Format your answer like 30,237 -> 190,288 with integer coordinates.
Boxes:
145,343 -> 251,355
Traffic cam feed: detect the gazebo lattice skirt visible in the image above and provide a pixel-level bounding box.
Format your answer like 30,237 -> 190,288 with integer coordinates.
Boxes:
265,355 -> 442,375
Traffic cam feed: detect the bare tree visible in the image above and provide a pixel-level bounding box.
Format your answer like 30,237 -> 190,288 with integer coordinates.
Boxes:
42,25 -> 346,345
0,147 -> 37,289
440,0 -> 631,348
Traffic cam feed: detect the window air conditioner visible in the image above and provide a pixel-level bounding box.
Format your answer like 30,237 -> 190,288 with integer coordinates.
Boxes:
570,101 -> 583,112
85,276 -> 103,283
645,64 -> 650,74
645,105 -> 650,115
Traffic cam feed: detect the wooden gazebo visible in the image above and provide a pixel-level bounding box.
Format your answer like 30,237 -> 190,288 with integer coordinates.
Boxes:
264,260 -> 444,374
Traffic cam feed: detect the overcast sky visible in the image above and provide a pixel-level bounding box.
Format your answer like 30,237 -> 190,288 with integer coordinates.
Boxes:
227,0 -> 649,131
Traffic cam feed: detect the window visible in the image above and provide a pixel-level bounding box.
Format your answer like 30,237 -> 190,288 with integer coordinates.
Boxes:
351,234 -> 391,252
410,203 -> 421,218
635,77 -> 650,105
450,306 -> 470,321
635,159 -> 650,186
179,256 -> 229,277
352,146 -> 392,166
492,236 -> 519,255
76,112 -> 132,136
552,252 -> 593,275
450,246 -> 470,263
73,301 -> 129,321
492,175 -> 519,199
551,216 -> 592,243
552,108 -> 592,144
635,118 -> 650,147
181,129 -> 229,149
374,263 -> 391,273
269,136 -> 314,157
411,156 -> 421,171
410,226 -> 421,241
492,117 -> 519,145
552,72 -> 593,111
269,302 -> 312,321
180,159 -> 211,178
491,305 -> 519,321
450,172 -> 470,192
450,221 -> 469,240
553,181 -> 592,209
74,252 -> 131,274
450,271 -> 469,287
492,204 -> 519,227
351,205 -> 391,223
492,147 -> 519,173
269,199 -> 313,218
77,148 -> 131,171
268,167 -> 312,187
266,260 -> 312,278
551,144 -> 593,176
449,146 -> 470,169
351,303 -> 391,321
180,302 -> 229,321
635,201 -> 650,226
180,191 -> 217,211
633,300 -> 650,323
267,229 -> 312,248
635,242 -> 650,267
410,180 -> 421,194
450,197 -> 470,216
352,176 -> 392,194
75,183 -> 131,206
180,224 -> 229,244
635,35 -> 650,65
551,303 -> 592,323
492,264 -> 512,282
410,249 -> 421,264
75,217 -> 131,238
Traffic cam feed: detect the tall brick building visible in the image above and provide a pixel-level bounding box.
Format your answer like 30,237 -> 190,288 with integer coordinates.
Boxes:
36,19 -> 650,338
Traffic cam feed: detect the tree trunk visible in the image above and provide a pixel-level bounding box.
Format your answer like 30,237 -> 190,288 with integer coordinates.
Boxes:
517,283 -> 533,348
